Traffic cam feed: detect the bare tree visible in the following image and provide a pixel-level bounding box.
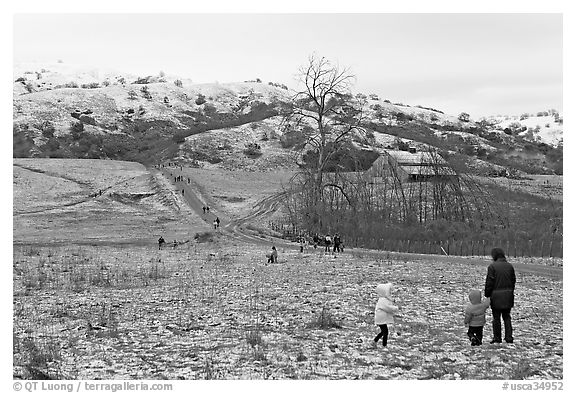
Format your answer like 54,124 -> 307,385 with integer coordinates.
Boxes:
283,55 -> 365,226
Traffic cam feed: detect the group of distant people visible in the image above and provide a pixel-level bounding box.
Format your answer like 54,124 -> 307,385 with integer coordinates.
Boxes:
174,175 -> 189,184
157,236 -> 180,250
309,233 -> 344,253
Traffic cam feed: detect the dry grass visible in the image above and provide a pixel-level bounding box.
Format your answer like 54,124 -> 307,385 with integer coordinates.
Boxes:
13,240 -> 563,380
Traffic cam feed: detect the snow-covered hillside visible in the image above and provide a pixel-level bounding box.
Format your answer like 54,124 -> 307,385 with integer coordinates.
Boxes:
490,114 -> 563,146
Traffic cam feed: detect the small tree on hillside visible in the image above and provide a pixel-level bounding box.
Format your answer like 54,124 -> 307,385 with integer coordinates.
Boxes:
458,112 -> 470,122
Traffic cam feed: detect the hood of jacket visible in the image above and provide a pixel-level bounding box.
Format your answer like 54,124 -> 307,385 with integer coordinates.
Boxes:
376,283 -> 393,299
468,289 -> 482,305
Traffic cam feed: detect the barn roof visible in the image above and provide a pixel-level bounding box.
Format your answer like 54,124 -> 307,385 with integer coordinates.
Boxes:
384,150 -> 446,165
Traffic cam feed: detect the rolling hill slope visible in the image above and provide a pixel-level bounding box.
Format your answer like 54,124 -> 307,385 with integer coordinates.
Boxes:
13,62 -> 562,176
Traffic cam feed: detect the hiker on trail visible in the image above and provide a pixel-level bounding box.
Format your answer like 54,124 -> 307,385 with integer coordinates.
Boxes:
485,248 -> 516,344
215,217 -> 220,227
464,289 -> 491,346
206,206 -> 210,213
299,236 -> 305,253
182,189 -> 185,195
99,190 -> 102,197
313,234 -> 319,249
188,178 -> 190,184
158,236 -> 165,250
213,220 -> 218,230
203,206 -> 206,214
324,234 -> 332,253
333,234 -> 342,253
373,283 -> 400,348
173,240 -> 178,248
267,246 -> 278,264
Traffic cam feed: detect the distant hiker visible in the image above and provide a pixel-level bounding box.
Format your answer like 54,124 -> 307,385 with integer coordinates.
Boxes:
203,206 -> 206,214
206,206 -> 210,213
158,236 -> 165,250
173,240 -> 178,248
99,190 -> 102,197
324,234 -> 332,253
485,248 -> 516,344
373,283 -> 400,348
313,234 -> 319,249
188,178 -> 190,184
267,246 -> 278,264
215,217 -> 220,227
464,289 -> 491,346
182,189 -> 185,195
333,234 -> 342,253
299,236 -> 305,253
213,220 -> 218,230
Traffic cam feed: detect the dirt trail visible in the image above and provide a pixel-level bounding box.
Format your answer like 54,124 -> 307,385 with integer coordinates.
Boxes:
155,166 -> 562,280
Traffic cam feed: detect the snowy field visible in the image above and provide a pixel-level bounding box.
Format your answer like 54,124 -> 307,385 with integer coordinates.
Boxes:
13,240 -> 562,380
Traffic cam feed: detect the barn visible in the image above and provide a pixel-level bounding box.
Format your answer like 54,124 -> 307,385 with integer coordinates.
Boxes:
366,149 -> 457,182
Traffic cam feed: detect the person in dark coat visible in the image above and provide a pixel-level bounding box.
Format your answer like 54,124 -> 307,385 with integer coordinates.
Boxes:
158,236 -> 165,250
484,247 -> 516,343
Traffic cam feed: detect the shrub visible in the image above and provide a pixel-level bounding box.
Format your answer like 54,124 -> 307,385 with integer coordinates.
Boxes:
458,112 -> 470,122
203,103 -> 217,116
23,82 -> 35,93
280,130 -> 306,149
195,94 -> 206,105
244,142 -> 262,157
39,121 -> 56,138
172,131 -> 187,144
81,82 -> 100,89
140,86 -> 152,99
193,231 -> 216,242
127,90 -> 138,100
70,121 -> 84,140
133,76 -> 151,84
174,79 -> 183,88
394,112 -> 414,122
13,125 -> 35,158
64,81 -> 79,88
308,306 -> 342,329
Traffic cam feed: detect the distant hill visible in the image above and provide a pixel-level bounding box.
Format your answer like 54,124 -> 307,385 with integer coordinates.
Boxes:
13,62 -> 562,176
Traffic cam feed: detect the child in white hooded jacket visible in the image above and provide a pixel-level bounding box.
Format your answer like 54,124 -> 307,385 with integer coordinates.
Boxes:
374,283 -> 399,347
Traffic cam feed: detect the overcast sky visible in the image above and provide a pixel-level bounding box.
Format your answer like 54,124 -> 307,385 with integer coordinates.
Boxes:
13,13 -> 562,118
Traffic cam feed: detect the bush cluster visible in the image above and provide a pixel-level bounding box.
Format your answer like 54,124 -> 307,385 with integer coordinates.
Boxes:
244,142 -> 262,157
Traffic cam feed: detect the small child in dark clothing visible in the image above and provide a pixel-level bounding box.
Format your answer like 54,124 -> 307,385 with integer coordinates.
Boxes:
464,289 -> 491,346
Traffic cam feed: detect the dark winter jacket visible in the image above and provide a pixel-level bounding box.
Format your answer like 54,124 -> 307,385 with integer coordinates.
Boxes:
464,289 -> 491,327
484,257 -> 516,310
